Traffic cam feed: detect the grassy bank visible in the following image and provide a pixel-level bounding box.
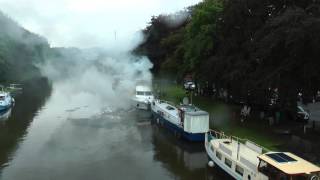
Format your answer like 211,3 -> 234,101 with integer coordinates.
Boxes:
157,83 -> 285,150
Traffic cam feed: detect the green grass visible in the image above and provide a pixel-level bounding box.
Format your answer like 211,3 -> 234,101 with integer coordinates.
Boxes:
158,84 -> 186,104
217,126 -> 282,151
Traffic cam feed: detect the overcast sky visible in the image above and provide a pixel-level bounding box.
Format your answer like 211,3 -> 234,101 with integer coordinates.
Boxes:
0,0 -> 201,49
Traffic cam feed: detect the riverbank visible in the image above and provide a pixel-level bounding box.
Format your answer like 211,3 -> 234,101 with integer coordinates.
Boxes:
155,82 -> 320,164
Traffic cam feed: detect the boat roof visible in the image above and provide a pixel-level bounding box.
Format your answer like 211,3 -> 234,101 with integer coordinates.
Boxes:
156,101 -> 179,119
258,152 -> 320,175
185,110 -> 209,116
179,104 -> 199,111
178,104 -> 208,116
136,85 -> 152,92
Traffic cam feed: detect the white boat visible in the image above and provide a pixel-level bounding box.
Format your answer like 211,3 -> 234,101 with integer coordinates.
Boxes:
205,130 -> 320,180
151,100 -> 209,141
0,86 -> 14,112
7,83 -> 23,91
132,85 -> 154,110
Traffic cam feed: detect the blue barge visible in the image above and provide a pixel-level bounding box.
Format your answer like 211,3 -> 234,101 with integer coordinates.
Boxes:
151,100 -> 209,142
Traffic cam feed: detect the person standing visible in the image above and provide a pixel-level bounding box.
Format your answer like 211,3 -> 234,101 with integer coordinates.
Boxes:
240,104 -> 251,122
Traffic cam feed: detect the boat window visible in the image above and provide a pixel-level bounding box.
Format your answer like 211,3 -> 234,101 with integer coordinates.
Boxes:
136,91 -> 144,95
0,96 -> 4,100
259,160 -> 287,179
235,165 -> 244,176
144,91 -> 152,96
166,106 -> 175,110
290,175 -> 309,180
225,158 -> 232,168
216,151 -> 222,160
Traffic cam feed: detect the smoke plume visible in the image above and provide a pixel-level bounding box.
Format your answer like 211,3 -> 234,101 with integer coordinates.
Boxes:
39,32 -> 153,111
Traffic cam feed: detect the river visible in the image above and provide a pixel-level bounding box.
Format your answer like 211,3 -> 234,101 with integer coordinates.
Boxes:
0,81 -> 232,180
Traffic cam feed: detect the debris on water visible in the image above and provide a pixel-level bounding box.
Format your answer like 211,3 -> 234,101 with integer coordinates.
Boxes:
136,121 -> 151,126
65,107 -> 82,112
127,108 -> 136,113
100,107 -> 113,114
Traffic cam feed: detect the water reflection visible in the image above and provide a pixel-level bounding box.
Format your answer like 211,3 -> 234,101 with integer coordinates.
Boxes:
0,84 -> 171,180
150,124 -> 233,180
0,78 -> 51,170
0,79 -> 233,180
0,108 -> 12,122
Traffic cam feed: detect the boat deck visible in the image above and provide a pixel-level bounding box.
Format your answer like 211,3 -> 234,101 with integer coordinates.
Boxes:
155,101 -> 179,119
211,138 -> 262,171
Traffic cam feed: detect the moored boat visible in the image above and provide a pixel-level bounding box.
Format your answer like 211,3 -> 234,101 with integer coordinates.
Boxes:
0,86 -> 14,112
7,83 -> 23,91
205,130 -> 320,180
151,99 -> 209,141
132,85 -> 154,110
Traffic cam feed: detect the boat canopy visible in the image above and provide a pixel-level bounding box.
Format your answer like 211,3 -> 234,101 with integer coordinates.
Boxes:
258,152 -> 320,175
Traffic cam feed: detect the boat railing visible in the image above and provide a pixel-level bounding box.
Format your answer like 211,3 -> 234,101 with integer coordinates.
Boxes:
208,129 -> 229,139
156,99 -> 176,107
208,129 -> 271,153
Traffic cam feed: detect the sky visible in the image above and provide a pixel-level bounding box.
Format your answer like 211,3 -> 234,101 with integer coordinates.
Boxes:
0,0 -> 201,49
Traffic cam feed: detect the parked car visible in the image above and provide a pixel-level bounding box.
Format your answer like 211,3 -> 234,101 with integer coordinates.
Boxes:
296,106 -> 310,122
184,81 -> 196,91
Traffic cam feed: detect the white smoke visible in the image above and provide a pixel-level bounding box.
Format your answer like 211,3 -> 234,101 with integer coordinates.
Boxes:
39,33 -> 153,111
0,0 -> 202,48
162,10 -> 191,28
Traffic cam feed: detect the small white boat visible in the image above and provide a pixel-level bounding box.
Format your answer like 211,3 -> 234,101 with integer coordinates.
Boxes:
0,86 -> 14,112
132,85 -> 154,110
7,83 -> 23,91
205,130 -> 320,180
151,100 -> 209,141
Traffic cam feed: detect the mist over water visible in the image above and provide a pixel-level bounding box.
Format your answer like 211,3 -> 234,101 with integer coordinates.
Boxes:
0,1 -> 228,179
0,27 -> 158,180
41,42 -> 153,111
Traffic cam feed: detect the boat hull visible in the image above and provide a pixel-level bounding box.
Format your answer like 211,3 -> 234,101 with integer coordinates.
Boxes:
0,104 -> 11,112
151,111 -> 205,142
132,100 -> 150,110
205,134 -> 244,180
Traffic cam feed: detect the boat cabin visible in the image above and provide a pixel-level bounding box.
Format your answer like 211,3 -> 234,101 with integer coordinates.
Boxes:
178,105 -> 209,134
257,152 -> 320,180
135,85 -> 153,97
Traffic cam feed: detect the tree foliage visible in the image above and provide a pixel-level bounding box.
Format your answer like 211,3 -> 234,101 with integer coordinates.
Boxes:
183,0 -> 223,71
136,0 -> 320,107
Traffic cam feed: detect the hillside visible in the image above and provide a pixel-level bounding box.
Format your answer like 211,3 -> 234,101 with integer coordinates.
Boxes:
0,11 -> 50,84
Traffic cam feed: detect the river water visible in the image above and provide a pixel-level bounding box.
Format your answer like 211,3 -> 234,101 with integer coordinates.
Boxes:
0,82 -> 232,180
